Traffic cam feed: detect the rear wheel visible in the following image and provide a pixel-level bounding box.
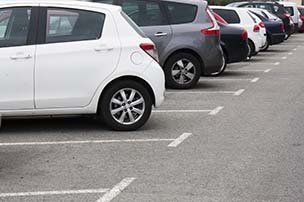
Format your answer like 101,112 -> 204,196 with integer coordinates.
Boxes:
99,80 -> 152,131
261,38 -> 269,51
248,40 -> 256,57
164,53 -> 201,89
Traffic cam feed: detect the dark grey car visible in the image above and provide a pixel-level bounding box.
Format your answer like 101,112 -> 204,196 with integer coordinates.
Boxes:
92,0 -> 224,89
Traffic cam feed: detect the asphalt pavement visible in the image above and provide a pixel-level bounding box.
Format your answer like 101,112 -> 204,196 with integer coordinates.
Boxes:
0,34 -> 304,202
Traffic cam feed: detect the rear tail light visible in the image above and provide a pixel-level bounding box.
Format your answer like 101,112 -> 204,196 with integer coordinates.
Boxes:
280,23 -> 285,32
259,22 -> 265,28
202,7 -> 220,36
241,30 -> 248,41
140,43 -> 159,62
201,29 -> 220,36
253,25 -> 260,32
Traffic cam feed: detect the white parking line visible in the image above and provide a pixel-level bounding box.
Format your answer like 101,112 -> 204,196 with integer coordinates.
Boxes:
234,89 -> 245,96
293,48 -> 297,51
166,89 -> 245,96
238,62 -> 279,66
208,106 -> 224,115
0,188 -> 109,198
97,178 -> 135,202
288,52 -> 293,55
0,138 -> 175,147
201,78 -> 261,82
154,106 -> 224,115
153,109 -> 212,113
168,133 -> 192,147
251,77 -> 260,83
227,69 -> 271,73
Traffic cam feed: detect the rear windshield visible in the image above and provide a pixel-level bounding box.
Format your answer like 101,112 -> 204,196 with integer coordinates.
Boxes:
247,12 -> 257,23
299,8 -> 304,15
285,6 -> 294,16
120,11 -> 146,37
212,9 -> 240,24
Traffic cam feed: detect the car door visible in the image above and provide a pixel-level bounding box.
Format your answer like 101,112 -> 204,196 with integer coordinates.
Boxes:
120,0 -> 172,60
0,6 -> 37,110
34,6 -> 120,109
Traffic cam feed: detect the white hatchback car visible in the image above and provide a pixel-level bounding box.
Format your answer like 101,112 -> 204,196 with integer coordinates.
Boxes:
211,6 -> 267,57
0,0 -> 165,131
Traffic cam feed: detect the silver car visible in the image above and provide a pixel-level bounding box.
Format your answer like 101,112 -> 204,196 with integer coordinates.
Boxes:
92,0 -> 225,89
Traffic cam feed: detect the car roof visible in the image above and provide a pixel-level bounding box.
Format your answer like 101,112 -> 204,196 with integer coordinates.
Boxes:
0,0 -> 121,11
279,1 -> 297,6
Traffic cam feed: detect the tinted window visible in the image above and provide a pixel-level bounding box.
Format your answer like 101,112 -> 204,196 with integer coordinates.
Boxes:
164,2 -> 197,24
94,0 -> 167,26
122,1 -> 166,26
285,7 -> 294,16
0,7 -> 31,48
299,8 -> 304,16
213,9 -> 240,24
46,8 -> 105,43
255,4 -> 273,12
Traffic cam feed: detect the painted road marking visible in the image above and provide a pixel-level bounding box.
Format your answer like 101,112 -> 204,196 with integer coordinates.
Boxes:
208,106 -> 224,115
154,106 -> 224,115
168,133 -> 192,147
234,89 -> 245,96
0,188 -> 109,198
166,89 -> 245,96
0,138 -> 175,147
227,69 -> 271,73
97,178 -> 135,202
288,52 -> 293,55
251,77 -> 260,83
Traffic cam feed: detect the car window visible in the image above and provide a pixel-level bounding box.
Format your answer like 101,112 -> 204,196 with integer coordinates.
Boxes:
212,9 -> 240,24
164,2 -> 197,24
122,1 -> 166,26
299,8 -> 304,15
0,7 -> 31,48
247,12 -> 257,23
46,8 -> 105,43
255,4 -> 273,13
285,7 -> 294,16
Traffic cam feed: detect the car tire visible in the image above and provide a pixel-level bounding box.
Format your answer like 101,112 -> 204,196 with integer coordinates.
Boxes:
248,39 -> 256,57
261,38 -> 269,51
164,53 -> 201,89
211,52 -> 227,77
99,80 -> 152,131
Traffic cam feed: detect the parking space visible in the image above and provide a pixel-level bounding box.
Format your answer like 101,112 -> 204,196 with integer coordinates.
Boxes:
1,34 -> 304,201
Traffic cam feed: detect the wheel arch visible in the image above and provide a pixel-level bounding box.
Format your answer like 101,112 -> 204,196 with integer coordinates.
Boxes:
163,48 -> 205,72
97,76 -> 156,114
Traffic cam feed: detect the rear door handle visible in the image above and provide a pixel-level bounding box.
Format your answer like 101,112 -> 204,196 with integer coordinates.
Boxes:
154,32 -> 168,37
10,54 -> 32,60
94,44 -> 114,52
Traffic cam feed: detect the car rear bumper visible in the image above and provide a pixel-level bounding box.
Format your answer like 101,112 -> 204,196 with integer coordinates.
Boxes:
142,61 -> 165,107
270,33 -> 285,45
226,41 -> 249,63
201,45 -> 224,75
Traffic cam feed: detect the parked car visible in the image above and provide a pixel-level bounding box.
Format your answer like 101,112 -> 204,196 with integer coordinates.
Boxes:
213,12 -> 249,64
0,0 -> 165,131
279,1 -> 300,32
298,6 -> 304,32
91,0 -> 225,87
227,1 -> 293,39
248,9 -> 285,50
211,6 -> 266,57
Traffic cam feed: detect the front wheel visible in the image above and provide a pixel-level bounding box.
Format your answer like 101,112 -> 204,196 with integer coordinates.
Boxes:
99,80 -> 152,131
164,53 -> 201,89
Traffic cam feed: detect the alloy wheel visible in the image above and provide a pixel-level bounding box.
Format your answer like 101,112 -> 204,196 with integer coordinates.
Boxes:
110,88 -> 145,125
171,59 -> 196,85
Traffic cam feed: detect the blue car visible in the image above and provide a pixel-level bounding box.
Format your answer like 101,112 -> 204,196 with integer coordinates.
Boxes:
249,10 -> 286,51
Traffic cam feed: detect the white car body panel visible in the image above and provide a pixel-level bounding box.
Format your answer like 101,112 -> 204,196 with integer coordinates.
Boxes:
0,0 -> 165,117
